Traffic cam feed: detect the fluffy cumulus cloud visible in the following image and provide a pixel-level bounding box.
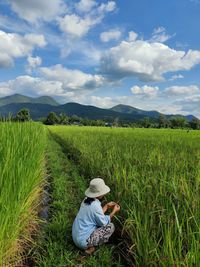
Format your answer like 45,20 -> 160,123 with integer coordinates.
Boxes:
0,30 -> 46,68
58,1 -> 116,38
128,31 -> 138,42
100,40 -> 200,82
164,85 -> 199,96
0,76 -> 63,97
131,84 -> 200,99
128,84 -> 200,117
7,0 -> 66,23
59,14 -> 97,38
100,29 -> 121,42
0,64 -> 105,98
40,64 -> 104,91
131,85 -> 159,98
26,56 -> 42,74
75,0 -> 97,13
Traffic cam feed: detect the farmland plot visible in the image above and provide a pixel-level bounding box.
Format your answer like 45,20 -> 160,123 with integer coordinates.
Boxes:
49,126 -> 200,267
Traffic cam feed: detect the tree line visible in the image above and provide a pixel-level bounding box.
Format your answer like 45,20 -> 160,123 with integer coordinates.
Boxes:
0,108 -> 200,130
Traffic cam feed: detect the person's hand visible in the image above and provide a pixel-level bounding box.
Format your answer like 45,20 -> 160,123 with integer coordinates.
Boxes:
113,204 -> 120,213
106,201 -> 117,208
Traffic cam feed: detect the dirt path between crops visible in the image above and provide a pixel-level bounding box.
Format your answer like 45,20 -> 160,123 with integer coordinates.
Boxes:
31,132 -> 124,267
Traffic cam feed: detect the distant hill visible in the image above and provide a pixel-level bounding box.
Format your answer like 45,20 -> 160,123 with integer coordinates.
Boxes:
111,104 -> 161,118
110,104 -> 196,121
0,94 -> 197,122
0,94 -> 59,107
166,114 -> 196,122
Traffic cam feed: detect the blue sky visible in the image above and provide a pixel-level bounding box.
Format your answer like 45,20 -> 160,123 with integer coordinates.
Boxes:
0,0 -> 200,117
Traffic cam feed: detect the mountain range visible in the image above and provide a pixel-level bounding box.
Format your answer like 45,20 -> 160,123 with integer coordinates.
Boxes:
0,94 -> 196,122
0,94 -> 59,107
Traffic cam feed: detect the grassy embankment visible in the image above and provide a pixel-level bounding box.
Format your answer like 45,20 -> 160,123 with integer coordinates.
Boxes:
33,132 -> 123,267
49,126 -> 200,267
0,122 -> 46,266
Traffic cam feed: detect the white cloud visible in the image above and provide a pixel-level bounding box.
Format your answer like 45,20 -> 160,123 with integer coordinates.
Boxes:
87,96 -> 115,108
128,31 -> 138,42
150,27 -> 174,43
58,1 -> 116,38
164,85 -> 199,96
75,0 -> 97,13
98,1 -> 116,12
100,40 -> 200,82
25,34 -> 46,47
26,56 -> 42,74
0,76 -> 63,97
59,14 -> 97,38
40,64 -> 104,91
130,84 -> 200,99
169,74 -> 184,81
7,0 -> 66,23
100,29 -> 121,42
131,85 -> 159,98
0,64 -> 105,100
0,30 -> 46,68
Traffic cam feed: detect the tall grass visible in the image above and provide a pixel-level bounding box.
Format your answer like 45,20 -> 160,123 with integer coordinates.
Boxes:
50,126 -> 200,266
0,122 -> 46,266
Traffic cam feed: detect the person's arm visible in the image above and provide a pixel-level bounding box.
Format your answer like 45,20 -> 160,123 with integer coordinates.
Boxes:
102,204 -> 108,214
94,205 -> 111,226
94,202 -> 120,226
109,204 -> 120,220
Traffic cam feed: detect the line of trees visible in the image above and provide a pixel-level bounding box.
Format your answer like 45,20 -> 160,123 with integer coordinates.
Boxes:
42,112 -> 106,126
139,115 -> 200,130
157,114 -> 200,130
43,112 -> 200,130
0,109 -> 200,130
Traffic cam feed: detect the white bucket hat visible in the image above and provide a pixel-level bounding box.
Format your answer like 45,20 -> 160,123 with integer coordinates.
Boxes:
85,178 -> 110,198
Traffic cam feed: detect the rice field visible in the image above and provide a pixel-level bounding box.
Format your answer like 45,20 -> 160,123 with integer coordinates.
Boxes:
1,123 -> 200,266
0,122 -> 46,266
49,126 -> 200,266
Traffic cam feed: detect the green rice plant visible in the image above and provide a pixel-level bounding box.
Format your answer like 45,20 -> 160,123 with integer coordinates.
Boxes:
49,126 -> 200,266
0,122 -> 46,266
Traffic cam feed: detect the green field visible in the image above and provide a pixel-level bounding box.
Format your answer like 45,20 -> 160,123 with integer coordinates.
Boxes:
0,124 -> 200,266
0,122 -> 46,266
49,126 -> 200,266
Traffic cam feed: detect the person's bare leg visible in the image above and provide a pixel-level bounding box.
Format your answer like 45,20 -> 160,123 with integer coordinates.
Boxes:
85,246 -> 95,255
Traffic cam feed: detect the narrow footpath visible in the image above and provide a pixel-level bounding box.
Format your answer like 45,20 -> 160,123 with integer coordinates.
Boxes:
33,133 -> 123,267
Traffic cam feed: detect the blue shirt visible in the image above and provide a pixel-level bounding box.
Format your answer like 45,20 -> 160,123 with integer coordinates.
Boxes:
72,198 -> 111,249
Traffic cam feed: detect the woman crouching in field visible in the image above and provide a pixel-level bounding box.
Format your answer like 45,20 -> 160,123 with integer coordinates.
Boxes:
72,178 -> 120,255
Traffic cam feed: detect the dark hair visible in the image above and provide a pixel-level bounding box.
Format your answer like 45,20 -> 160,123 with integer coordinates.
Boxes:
84,197 -> 95,205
